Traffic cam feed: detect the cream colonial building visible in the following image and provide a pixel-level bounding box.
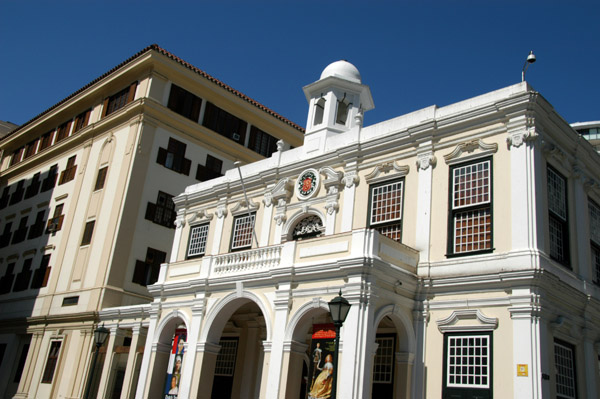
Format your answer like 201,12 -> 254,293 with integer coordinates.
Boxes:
98,60 -> 600,399
0,45 -> 303,399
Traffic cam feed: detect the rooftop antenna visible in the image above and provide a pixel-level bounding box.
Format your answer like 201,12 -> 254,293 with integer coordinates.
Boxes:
234,161 -> 259,248
521,51 -> 536,82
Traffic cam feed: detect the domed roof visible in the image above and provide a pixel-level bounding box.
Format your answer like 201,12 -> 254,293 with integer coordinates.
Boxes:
320,60 -> 361,84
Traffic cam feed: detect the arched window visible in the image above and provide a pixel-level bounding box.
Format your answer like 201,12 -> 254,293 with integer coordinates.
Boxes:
336,97 -> 351,125
292,215 -> 323,240
313,98 -> 326,126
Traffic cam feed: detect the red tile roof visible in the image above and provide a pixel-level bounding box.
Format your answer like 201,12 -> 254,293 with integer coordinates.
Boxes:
3,44 -> 304,140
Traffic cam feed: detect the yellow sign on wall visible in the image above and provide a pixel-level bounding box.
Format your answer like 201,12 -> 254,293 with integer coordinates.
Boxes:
517,364 -> 528,377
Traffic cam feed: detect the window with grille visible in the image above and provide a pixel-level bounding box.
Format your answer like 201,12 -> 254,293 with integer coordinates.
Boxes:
9,180 -> 25,206
47,204 -> 65,233
39,131 -> 55,151
25,173 -> 41,199
554,340 -> 577,399
28,210 -> 46,240
369,179 -> 404,243
231,213 -> 255,250
444,333 -> 491,389
449,159 -> 492,255
132,247 -> 166,287
24,139 -> 39,159
0,187 -> 10,209
41,341 -> 61,383
41,165 -> 59,192
196,154 -> 223,182
145,191 -> 176,228
215,339 -> 238,376
10,146 -> 24,166
373,336 -> 395,383
80,221 -> 95,246
168,84 -> 202,121
11,216 -> 29,244
590,200 -> 600,285
13,258 -> 33,292
548,166 -> 569,266
0,222 -> 13,249
94,166 -> 108,191
31,254 -> 51,289
55,121 -> 72,143
73,109 -> 91,133
187,224 -> 209,258
103,83 -> 137,117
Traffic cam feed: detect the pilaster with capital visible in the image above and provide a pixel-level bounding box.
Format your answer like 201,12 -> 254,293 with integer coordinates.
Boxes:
416,147 -> 435,264
269,179 -> 293,244
341,162 -> 359,232
320,166 -> 344,235
210,202 -> 228,255
264,285 -> 292,398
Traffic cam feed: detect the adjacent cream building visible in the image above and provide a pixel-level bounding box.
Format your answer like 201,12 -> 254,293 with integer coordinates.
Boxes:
0,45 -> 303,399
99,61 -> 600,399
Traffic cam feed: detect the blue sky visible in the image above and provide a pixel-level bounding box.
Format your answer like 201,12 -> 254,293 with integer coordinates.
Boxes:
1,1 -> 598,129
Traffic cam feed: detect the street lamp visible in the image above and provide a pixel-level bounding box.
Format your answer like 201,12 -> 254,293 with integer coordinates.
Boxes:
83,324 -> 110,399
328,290 -> 351,399
521,50 -> 536,82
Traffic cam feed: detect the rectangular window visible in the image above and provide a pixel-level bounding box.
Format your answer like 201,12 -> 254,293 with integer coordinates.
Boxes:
0,187 -> 10,209
187,224 -> 209,258
47,204 -> 65,233
28,210 -> 46,240
231,213 -> 255,250
103,82 -> 137,117
548,166 -> 570,266
156,138 -> 191,175
248,126 -> 278,157
145,191 -> 176,228
0,222 -> 13,249
41,165 -> 59,192
24,139 -> 39,159
80,221 -> 95,246
444,333 -> 491,391
369,179 -> 404,242
590,200 -> 600,285
132,247 -> 167,287
0,263 -> 16,295
94,166 -> 108,191
202,102 -> 247,145
55,121 -> 72,143
10,146 -> 24,166
167,84 -> 202,121
59,156 -> 77,185
39,131 -> 55,151
196,154 -> 223,182
73,109 -> 91,133
11,216 -> 29,244
13,343 -> 30,383
9,180 -> 25,206
25,173 -> 41,199
449,159 -> 492,255
373,336 -> 395,383
41,341 -> 61,383
13,258 -> 33,292
31,254 -> 51,289
215,339 -> 238,376
554,340 -> 577,399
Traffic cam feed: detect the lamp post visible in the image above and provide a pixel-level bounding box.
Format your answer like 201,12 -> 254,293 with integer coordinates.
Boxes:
521,50 -> 536,82
328,290 -> 351,399
83,324 -> 110,399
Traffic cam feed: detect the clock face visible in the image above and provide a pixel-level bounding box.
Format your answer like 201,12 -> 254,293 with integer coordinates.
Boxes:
296,169 -> 320,199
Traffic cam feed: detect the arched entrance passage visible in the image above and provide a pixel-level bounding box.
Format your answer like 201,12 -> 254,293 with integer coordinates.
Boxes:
371,308 -> 415,399
146,311 -> 189,399
283,300 -> 335,399
196,295 -> 269,399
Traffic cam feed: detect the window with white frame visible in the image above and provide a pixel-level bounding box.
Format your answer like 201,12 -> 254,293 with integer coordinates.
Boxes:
369,179 -> 404,242
231,213 -> 255,250
214,339 -> 238,376
590,199 -> 600,284
187,224 -> 209,258
449,158 -> 492,255
548,166 -> 570,266
444,333 -> 491,389
373,336 -> 395,383
554,340 -> 577,399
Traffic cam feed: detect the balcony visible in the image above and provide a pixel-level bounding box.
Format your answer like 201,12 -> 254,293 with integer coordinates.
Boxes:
158,229 -> 419,285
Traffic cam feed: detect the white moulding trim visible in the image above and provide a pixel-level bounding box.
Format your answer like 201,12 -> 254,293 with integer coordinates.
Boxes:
443,139 -> 498,165
364,161 -> 410,184
230,198 -> 260,216
436,309 -> 498,332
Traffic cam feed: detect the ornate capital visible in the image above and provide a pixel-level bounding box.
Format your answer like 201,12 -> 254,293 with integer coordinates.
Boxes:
416,152 -> 436,170
174,218 -> 185,229
216,205 -> 228,219
342,171 -> 359,188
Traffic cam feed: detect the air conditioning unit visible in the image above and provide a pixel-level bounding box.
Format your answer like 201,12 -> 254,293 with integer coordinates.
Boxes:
232,132 -> 241,141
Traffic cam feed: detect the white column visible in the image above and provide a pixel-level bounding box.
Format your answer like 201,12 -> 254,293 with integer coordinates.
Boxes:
179,296 -> 205,398
211,204 -> 227,255
341,164 -> 359,232
97,326 -> 120,398
135,307 -> 160,399
415,149 -> 435,263
170,217 -> 185,262
411,307 -> 428,399
264,286 -> 291,398
121,326 -> 146,399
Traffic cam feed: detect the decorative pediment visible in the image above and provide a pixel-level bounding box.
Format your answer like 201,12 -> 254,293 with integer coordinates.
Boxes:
231,199 -> 259,215
186,209 -> 214,224
365,161 -> 409,184
443,139 -> 498,164
268,178 -> 294,205
436,309 -> 498,332
319,166 -> 344,188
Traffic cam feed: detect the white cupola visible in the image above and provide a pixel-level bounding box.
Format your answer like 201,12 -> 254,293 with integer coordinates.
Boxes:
303,60 -> 374,137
